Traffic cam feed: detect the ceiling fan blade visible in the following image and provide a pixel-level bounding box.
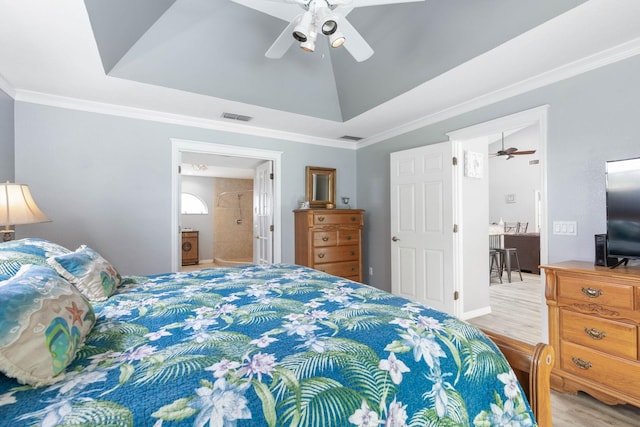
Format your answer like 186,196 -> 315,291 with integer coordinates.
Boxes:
265,19 -> 298,59
332,0 -> 425,8
511,150 -> 537,155
230,0 -> 299,21
339,17 -> 374,62
505,147 -> 518,154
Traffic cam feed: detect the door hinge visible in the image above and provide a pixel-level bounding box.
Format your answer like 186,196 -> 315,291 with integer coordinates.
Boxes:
270,173 -> 274,180
453,224 -> 459,233
270,224 -> 274,232
178,165 -> 182,174
454,291 -> 460,300
452,156 -> 458,166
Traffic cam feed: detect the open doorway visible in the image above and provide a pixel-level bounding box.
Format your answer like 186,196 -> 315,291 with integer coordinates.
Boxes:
170,139 -> 283,272
180,163 -> 257,270
446,105 -> 548,343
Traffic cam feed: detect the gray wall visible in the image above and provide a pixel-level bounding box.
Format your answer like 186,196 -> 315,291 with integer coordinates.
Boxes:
0,89 -> 14,181
10,54 -> 640,289
358,54 -> 640,293
14,103 -> 357,276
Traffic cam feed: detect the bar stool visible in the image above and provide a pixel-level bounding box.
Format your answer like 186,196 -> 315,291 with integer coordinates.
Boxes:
501,247 -> 523,282
489,249 -> 502,284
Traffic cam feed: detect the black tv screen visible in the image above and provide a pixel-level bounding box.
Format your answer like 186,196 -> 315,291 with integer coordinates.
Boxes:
606,157 -> 640,259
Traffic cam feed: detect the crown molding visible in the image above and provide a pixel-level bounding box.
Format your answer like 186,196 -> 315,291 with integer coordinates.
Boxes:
357,36 -> 640,149
9,35 -> 640,152
12,90 -> 358,150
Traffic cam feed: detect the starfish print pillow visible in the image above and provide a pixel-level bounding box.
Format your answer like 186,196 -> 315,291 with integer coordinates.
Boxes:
0,264 -> 95,387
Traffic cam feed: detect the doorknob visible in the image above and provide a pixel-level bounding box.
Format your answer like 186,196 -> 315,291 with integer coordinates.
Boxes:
392,236 -> 400,242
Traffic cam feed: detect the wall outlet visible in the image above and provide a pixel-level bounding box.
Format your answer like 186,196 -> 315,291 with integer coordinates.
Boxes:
369,267 -> 373,276
553,221 -> 577,236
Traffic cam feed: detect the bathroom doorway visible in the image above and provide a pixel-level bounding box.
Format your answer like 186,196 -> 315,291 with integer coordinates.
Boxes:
171,139 -> 282,272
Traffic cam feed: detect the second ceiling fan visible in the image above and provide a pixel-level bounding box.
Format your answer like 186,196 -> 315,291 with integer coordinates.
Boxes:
491,132 -> 536,160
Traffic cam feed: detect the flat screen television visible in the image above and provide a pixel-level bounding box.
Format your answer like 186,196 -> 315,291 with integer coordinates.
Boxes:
606,156 -> 640,262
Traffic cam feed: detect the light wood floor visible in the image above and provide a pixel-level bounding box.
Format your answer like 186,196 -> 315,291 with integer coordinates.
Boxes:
180,261 -> 219,272
468,273 -> 640,426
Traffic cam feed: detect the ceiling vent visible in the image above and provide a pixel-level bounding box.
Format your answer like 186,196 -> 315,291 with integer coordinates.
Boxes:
529,159 -> 540,165
339,135 -> 363,142
222,112 -> 253,122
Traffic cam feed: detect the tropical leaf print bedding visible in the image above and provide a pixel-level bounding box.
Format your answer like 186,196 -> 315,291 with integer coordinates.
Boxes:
0,264 -> 536,426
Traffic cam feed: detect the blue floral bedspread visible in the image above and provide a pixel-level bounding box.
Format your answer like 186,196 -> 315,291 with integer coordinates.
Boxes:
0,264 -> 536,426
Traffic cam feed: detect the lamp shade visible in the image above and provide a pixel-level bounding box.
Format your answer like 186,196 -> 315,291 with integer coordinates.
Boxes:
0,182 -> 50,227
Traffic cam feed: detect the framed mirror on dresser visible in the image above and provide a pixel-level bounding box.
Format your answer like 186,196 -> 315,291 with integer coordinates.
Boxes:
305,166 -> 336,208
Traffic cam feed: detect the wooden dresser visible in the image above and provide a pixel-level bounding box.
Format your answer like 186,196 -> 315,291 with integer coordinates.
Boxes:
181,231 -> 199,266
294,209 -> 364,282
542,261 -> 640,407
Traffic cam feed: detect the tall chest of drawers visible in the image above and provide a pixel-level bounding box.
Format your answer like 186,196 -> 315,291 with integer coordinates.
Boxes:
542,261 -> 640,407
294,209 -> 364,282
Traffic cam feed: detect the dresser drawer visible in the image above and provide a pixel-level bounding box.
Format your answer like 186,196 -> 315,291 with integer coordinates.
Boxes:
560,341 -> 640,397
556,272 -> 634,310
338,230 -> 360,245
314,246 -> 359,263
313,231 -> 337,247
314,212 -> 362,226
560,309 -> 637,359
314,261 -> 360,279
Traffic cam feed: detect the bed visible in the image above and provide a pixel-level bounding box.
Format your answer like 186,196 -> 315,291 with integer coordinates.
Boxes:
0,238 -> 552,426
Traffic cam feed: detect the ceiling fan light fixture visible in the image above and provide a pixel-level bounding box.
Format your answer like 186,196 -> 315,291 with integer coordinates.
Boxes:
322,20 -> 337,35
300,27 -> 317,52
317,8 -> 338,35
300,39 -> 316,52
329,30 -> 345,48
292,11 -> 313,42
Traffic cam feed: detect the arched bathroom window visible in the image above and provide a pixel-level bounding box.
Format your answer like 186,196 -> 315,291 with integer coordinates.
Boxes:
181,193 -> 209,215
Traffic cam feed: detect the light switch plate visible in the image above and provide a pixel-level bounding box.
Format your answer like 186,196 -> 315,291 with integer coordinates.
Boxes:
553,221 -> 577,235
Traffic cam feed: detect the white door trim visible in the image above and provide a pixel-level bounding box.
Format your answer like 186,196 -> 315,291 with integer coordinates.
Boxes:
170,139 -> 283,272
446,105 -> 549,332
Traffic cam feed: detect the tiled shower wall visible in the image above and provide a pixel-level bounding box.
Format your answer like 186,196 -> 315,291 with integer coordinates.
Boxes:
213,178 -> 253,262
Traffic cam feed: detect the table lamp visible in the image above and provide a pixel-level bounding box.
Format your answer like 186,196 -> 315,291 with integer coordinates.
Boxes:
1,182 -> 50,242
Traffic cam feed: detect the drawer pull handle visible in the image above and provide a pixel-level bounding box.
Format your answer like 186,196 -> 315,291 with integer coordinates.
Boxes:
346,236 -> 352,240
351,267 -> 356,271
318,253 -> 325,259
581,287 -> 603,298
571,357 -> 592,370
351,216 -> 356,221
584,327 -> 606,340
322,236 -> 329,241
318,216 -> 325,222
350,251 -> 355,256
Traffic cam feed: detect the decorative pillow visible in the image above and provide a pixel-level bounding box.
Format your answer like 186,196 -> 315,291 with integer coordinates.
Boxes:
0,238 -> 71,281
47,246 -> 121,301
0,264 -> 95,387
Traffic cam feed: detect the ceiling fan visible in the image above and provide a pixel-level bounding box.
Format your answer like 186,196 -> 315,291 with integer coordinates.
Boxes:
491,132 -> 536,160
231,0 -> 425,62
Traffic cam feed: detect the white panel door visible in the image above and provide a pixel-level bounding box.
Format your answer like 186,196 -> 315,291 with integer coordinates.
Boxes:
253,161 -> 273,264
390,142 -> 455,315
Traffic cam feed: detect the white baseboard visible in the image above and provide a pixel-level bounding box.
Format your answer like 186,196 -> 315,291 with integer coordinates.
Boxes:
460,306 -> 492,321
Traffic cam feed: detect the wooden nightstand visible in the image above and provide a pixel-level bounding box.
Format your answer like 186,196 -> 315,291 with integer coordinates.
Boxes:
181,231 -> 199,266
